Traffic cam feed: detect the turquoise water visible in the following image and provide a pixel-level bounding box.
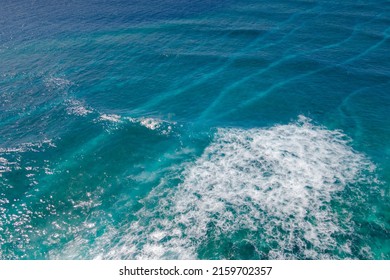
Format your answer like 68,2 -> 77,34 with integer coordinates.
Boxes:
0,0 -> 389,259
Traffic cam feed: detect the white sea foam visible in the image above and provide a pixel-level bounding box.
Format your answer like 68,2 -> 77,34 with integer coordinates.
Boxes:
44,77 -> 73,90
99,114 -> 122,123
101,116 -> 376,260
66,99 -> 93,116
139,118 -> 161,130
96,113 -> 175,134
127,117 -> 175,135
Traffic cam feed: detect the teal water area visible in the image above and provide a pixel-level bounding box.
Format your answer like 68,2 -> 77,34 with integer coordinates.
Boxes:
0,0 -> 389,259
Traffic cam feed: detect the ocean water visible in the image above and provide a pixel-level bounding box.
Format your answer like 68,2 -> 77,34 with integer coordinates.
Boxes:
0,0 -> 389,260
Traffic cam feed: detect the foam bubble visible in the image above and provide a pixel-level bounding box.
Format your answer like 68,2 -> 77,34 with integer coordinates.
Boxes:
101,116 -> 377,259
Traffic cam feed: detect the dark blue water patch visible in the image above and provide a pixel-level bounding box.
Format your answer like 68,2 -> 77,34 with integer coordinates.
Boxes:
0,0 -> 229,45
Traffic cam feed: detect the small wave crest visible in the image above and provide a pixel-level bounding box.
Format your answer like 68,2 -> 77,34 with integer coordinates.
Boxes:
127,117 -> 174,135
97,114 -> 175,135
65,99 -> 93,116
62,98 -> 175,135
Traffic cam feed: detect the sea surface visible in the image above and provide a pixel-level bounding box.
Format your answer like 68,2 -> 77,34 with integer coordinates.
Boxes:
0,0 -> 389,259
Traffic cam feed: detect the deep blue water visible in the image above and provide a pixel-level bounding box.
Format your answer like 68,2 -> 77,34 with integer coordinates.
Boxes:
0,0 -> 389,259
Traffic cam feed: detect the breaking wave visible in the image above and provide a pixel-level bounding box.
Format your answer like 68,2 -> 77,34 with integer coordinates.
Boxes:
97,116 -> 378,260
